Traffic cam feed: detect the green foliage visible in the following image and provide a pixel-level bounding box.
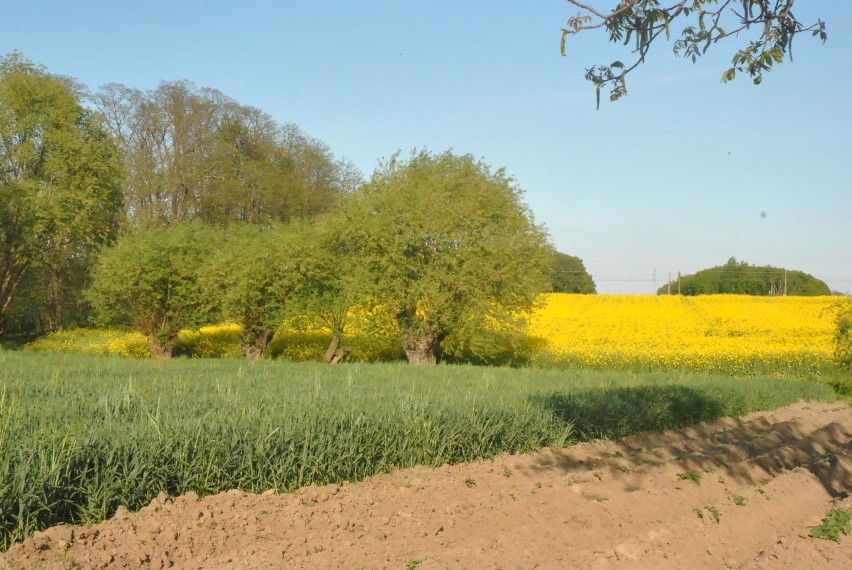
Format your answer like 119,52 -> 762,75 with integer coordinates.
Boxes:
86,223 -> 221,357
550,251 -> 596,294
809,508 -> 852,542
334,149 -> 552,364
0,53 -> 124,336
658,258 -> 831,296
199,224 -> 290,359
0,350 -> 835,548
830,300 -> 852,370
92,82 -> 358,226
561,1 -> 826,106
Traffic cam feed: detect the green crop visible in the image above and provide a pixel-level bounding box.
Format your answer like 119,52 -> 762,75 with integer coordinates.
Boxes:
0,351 -> 835,549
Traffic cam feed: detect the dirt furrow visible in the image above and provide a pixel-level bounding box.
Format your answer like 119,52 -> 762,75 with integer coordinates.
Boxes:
2,400 -> 850,569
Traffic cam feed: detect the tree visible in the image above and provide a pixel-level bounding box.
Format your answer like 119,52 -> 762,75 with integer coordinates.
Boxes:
198,221 -> 355,362
277,217 -> 359,364
197,224 -> 283,360
91,81 -> 358,226
561,1 -> 827,107
334,150 -> 552,364
0,53 -> 123,337
86,223 -> 220,358
550,251 -> 597,294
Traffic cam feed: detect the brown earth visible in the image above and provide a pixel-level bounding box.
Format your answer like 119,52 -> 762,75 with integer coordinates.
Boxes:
2,400 -> 851,570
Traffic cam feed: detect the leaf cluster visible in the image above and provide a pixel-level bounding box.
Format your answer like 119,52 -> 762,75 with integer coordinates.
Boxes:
561,1 -> 826,107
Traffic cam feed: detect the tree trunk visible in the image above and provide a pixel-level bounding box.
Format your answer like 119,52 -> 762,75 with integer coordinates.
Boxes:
400,332 -> 441,364
240,328 -> 272,361
323,332 -> 349,364
147,336 -> 174,359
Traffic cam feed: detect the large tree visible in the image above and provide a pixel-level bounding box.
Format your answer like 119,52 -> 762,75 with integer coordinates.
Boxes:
0,53 -> 123,336
86,223 -> 220,358
561,1 -> 827,106
91,81 -> 358,226
334,150 -> 552,364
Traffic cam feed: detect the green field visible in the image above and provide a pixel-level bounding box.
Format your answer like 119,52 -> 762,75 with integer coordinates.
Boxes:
0,350 -> 838,548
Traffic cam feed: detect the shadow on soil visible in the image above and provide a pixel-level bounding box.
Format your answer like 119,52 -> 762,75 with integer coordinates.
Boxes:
529,387 -> 852,499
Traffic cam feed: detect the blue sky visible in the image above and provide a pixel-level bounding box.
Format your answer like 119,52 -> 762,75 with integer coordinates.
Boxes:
4,1 -> 850,293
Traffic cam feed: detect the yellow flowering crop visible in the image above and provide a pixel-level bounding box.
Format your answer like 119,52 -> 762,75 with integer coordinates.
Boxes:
25,328 -> 151,358
527,294 -> 836,375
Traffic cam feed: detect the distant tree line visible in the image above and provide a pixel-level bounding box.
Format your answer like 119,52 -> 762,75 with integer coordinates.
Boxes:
657,257 -> 831,296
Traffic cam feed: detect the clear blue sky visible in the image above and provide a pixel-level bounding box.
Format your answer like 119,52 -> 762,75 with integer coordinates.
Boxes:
4,1 -> 850,293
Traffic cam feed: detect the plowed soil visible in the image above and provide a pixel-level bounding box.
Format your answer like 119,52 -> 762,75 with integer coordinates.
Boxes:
3,400 -> 851,569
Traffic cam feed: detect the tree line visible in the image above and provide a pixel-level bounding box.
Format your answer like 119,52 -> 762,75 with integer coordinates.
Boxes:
1,54 -> 358,340
657,257 -> 831,296
3,53 -> 595,363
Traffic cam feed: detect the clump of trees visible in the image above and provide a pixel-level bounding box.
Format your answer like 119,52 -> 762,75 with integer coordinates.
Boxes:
92,81 -> 359,226
657,257 -> 831,296
550,251 -> 596,294
86,150 -> 554,364
0,54 -> 580,364
0,53 -> 358,340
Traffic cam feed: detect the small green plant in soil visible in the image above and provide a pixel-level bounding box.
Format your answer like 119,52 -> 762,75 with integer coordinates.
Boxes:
809,508 -> 852,542
731,494 -> 747,506
677,471 -> 703,485
820,452 -> 838,466
706,506 -> 721,523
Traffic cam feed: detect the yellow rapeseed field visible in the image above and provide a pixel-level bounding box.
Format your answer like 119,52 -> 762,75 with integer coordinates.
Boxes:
527,294 -> 836,374
25,294 -> 839,375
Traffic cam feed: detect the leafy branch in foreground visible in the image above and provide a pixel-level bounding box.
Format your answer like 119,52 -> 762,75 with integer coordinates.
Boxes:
561,1 -> 827,107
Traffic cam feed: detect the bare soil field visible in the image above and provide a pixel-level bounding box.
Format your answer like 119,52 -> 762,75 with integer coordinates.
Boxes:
2,400 -> 850,569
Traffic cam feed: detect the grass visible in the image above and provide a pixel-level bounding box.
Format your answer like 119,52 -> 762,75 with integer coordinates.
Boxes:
0,350 -> 838,550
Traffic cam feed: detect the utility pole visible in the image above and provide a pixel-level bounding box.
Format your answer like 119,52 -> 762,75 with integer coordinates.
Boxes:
677,271 -> 681,295
784,269 -> 787,296
667,272 -> 671,295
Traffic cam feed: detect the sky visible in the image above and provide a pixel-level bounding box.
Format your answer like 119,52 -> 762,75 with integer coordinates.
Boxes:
3,1 -> 850,294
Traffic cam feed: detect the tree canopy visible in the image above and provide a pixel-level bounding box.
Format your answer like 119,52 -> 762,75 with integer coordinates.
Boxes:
550,251 -> 597,294
91,81 -> 360,226
86,223 -> 221,357
658,257 -> 831,296
0,53 -> 123,336
334,150 -> 552,364
561,0 -> 827,107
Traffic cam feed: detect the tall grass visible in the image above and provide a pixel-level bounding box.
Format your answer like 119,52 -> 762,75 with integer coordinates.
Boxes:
0,351 -> 837,549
